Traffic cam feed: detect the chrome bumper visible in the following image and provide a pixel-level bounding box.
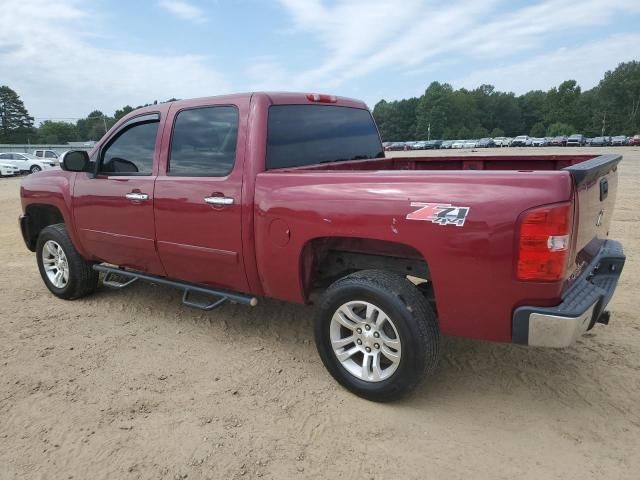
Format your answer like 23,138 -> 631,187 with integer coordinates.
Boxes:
513,240 -> 625,348
526,302 -> 597,348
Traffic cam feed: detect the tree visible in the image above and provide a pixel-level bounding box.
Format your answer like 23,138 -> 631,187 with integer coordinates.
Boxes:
37,121 -> 79,144
546,122 -> 575,137
76,110 -> 114,141
0,86 -> 35,143
490,127 -> 505,137
529,122 -> 546,137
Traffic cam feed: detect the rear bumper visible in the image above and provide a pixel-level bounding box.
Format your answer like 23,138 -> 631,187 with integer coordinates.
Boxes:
512,240 -> 625,347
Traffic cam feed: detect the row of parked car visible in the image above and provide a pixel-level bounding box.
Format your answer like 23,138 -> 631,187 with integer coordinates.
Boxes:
0,150 -> 61,177
383,134 -> 640,151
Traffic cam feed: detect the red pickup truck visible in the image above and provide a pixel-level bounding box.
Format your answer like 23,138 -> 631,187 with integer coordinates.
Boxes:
19,92 -> 625,401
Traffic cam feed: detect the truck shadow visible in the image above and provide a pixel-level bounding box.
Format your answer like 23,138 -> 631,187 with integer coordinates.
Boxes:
90,281 -> 624,411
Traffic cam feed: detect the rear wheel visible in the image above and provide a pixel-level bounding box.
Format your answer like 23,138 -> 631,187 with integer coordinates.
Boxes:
314,270 -> 440,402
36,224 -> 98,299
30,165 -> 42,174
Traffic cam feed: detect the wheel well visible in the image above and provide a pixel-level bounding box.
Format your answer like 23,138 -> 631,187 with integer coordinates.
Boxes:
23,204 -> 64,251
301,237 -> 433,303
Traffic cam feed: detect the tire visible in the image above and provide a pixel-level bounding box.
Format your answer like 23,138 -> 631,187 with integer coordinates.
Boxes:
314,270 -> 440,402
30,165 -> 42,174
36,223 -> 99,300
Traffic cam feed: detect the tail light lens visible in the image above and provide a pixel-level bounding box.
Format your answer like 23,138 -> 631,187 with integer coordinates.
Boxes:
517,203 -> 572,281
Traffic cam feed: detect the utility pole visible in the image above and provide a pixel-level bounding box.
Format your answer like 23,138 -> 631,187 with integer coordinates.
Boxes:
103,114 -> 108,135
601,111 -> 606,137
427,122 -> 431,141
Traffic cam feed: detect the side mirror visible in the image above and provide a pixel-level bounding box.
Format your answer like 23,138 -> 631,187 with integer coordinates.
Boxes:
61,150 -> 89,172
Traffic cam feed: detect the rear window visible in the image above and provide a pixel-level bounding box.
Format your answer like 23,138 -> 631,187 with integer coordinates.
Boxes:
266,105 -> 383,170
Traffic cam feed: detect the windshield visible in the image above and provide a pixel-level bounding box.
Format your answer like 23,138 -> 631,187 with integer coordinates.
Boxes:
266,105 -> 383,170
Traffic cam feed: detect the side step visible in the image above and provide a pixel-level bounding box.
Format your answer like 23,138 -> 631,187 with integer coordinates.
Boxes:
93,264 -> 258,311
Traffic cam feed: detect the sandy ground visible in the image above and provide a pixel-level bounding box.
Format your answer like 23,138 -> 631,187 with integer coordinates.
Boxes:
1,146 -> 639,480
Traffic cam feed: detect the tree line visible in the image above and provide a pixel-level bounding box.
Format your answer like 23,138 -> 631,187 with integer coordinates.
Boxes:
373,61 -> 640,141
0,86 -> 175,144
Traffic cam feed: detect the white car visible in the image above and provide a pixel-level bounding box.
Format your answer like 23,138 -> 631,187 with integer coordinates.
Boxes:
463,139 -> 478,148
451,140 -> 465,149
0,152 -> 58,174
0,162 -> 20,177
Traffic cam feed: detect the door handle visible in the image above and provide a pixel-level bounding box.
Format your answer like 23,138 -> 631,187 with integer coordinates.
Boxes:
126,192 -> 149,201
204,196 -> 234,206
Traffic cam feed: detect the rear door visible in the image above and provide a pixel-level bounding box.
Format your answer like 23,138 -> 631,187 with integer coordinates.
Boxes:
153,98 -> 250,292
73,113 -> 165,274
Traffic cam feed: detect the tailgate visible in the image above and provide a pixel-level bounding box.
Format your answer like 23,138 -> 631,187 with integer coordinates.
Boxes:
565,154 -> 622,278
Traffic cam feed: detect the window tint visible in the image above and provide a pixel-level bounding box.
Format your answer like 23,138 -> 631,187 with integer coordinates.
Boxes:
266,105 -> 383,170
169,106 -> 238,176
0,153 -> 9,159
35,151 -> 43,157
45,151 -> 56,158
100,121 -> 159,175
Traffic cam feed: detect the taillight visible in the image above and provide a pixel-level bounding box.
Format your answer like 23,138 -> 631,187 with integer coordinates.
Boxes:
517,203 -> 572,281
306,93 -> 337,103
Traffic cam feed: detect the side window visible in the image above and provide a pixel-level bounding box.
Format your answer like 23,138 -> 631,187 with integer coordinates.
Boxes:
0,153 -> 9,159
168,106 -> 238,177
35,151 -> 43,157
99,120 -> 159,175
45,151 -> 56,158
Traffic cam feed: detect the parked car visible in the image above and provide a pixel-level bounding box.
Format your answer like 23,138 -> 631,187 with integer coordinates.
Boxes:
387,142 -> 406,151
531,138 -> 548,147
440,140 -> 454,149
591,137 -> 610,147
33,149 -> 60,163
611,136 -> 627,146
630,134 -> 640,146
493,137 -> 509,147
463,139 -> 478,148
423,140 -> 443,150
502,137 -> 513,147
567,134 -> 586,147
476,138 -> 495,148
382,142 -> 392,151
0,161 -> 20,177
451,139 -> 465,149
551,136 -> 568,146
410,141 -> 429,150
511,135 -> 530,147
19,92 -> 626,401
0,152 -> 57,174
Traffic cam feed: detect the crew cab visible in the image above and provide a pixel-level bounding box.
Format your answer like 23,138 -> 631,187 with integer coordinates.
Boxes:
19,92 -> 625,401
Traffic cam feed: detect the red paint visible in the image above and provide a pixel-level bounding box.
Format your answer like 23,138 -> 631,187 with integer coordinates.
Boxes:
19,92 -> 620,343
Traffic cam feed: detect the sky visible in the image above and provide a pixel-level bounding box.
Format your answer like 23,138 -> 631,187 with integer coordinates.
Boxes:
1,0 -> 639,124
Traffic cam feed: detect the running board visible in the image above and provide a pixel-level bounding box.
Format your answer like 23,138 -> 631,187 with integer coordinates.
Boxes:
93,265 -> 258,311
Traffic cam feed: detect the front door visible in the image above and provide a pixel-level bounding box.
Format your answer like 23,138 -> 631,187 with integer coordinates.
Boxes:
154,101 -> 249,293
73,113 -> 165,275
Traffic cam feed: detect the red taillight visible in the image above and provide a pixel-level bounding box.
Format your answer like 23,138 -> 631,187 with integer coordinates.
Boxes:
306,93 -> 337,103
517,203 -> 572,281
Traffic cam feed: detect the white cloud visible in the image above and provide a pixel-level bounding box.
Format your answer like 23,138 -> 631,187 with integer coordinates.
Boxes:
158,0 -> 206,23
0,0 -> 227,122
453,33 -> 640,94
264,0 -> 640,94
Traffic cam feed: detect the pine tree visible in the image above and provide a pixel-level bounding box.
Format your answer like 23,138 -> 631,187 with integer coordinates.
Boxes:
0,86 -> 34,142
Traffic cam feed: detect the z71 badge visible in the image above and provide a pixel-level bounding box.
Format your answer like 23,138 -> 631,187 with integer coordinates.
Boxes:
406,202 -> 470,227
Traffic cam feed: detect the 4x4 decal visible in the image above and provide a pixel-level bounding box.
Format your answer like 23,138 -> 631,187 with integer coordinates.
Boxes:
406,202 -> 470,227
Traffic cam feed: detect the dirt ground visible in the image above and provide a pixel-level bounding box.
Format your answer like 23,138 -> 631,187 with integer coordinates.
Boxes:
1,147 -> 639,480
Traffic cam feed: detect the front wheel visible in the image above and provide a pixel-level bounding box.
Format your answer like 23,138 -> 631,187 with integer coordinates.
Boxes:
36,224 -> 99,299
30,165 -> 42,174
314,270 -> 440,402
